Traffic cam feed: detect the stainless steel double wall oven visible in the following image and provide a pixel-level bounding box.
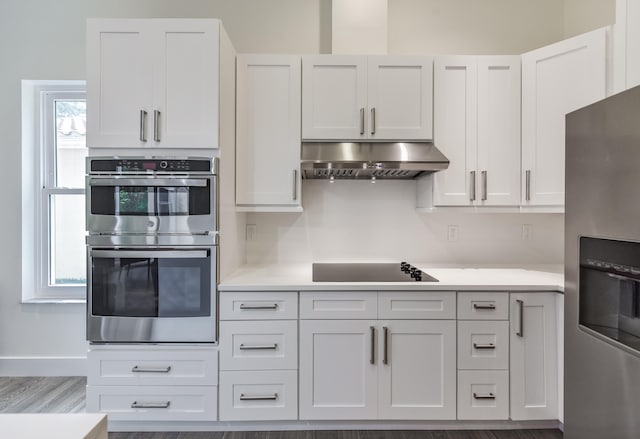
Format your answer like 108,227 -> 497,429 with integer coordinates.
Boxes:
86,157 -> 218,343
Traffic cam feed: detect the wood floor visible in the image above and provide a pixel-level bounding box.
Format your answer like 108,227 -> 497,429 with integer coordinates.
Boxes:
0,377 -> 562,439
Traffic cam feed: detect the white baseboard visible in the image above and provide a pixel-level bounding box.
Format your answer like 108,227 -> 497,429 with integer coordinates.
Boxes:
0,356 -> 87,376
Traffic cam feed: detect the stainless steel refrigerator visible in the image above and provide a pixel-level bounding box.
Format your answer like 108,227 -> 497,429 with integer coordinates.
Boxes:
565,85 -> 640,438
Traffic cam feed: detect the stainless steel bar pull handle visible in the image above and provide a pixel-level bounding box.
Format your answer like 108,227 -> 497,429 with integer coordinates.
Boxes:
383,326 -> 389,365
292,170 -> 298,201
370,107 -> 376,135
131,366 -> 171,373
239,343 -> 278,350
473,343 -> 496,350
481,170 -> 487,201
473,392 -> 495,400
360,107 -> 365,135
139,110 -> 147,142
131,401 -> 170,409
370,326 -> 376,365
470,171 -> 477,201
240,394 -> 278,401
473,303 -> 496,310
153,110 -> 161,142
525,170 -> 531,201
516,299 -> 524,337
239,303 -> 278,310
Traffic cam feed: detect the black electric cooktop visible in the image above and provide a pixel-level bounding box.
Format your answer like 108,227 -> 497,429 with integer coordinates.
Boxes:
312,262 -> 438,282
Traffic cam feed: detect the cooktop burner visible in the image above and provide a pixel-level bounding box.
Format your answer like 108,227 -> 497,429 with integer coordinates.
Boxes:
312,262 -> 438,282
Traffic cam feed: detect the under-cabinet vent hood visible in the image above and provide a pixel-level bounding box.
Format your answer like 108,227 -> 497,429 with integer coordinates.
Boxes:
300,142 -> 449,180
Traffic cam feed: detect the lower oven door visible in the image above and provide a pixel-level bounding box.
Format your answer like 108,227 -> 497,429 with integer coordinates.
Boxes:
87,246 -> 217,343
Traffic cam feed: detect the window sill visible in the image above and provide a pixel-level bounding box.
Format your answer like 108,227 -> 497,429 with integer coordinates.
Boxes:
20,298 -> 86,305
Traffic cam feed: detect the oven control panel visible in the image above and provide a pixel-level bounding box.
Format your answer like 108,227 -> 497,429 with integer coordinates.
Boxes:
88,158 -> 213,174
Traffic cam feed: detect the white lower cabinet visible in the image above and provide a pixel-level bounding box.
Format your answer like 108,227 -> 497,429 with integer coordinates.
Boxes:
218,291 -> 299,422
509,292 -> 558,420
86,385 -> 217,421
219,370 -> 298,421
85,346 -> 218,421
299,291 -> 457,421
457,370 -> 509,420
377,320 -> 457,420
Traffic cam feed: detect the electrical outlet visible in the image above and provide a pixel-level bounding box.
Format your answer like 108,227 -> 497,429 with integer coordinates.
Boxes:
447,225 -> 459,242
522,224 -> 533,241
246,224 -> 257,241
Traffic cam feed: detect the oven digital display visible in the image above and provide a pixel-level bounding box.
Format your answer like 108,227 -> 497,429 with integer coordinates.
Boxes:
142,162 -> 157,170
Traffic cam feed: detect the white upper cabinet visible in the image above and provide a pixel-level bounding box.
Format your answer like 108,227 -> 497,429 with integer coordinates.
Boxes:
87,19 -> 223,149
521,27 -> 607,206
302,55 -> 433,140
235,55 -> 302,211
433,56 -> 520,206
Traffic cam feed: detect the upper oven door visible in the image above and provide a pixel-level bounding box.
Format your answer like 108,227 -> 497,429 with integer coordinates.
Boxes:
86,175 -> 216,234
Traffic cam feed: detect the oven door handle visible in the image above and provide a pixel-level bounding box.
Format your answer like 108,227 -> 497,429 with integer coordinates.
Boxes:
88,178 -> 209,187
90,250 -> 208,259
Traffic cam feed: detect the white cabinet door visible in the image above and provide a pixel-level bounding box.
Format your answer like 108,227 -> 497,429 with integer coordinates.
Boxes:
152,20 -> 220,149
521,28 -> 607,206
299,320 -> 377,420
87,19 -> 221,149
433,56 -> 478,206
509,292 -> 558,420
378,320 -> 456,420
302,55 -> 367,140
367,56 -> 433,140
476,56 -> 521,206
433,56 -> 521,207
86,20 -> 154,148
236,55 -> 301,209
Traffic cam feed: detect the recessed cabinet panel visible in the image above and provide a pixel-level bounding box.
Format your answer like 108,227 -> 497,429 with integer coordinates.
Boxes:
433,57 -> 477,205
236,55 -> 301,209
219,291 -> 298,320
378,320 -> 457,420
299,320 -> 378,420
521,28 -> 606,206
457,292 -> 509,320
300,291 -> 378,319
457,370 -> 509,420
378,291 -> 456,319
157,25 -> 219,148
458,320 -> 509,370
302,56 -> 367,140
220,320 -> 297,371
86,22 -> 152,148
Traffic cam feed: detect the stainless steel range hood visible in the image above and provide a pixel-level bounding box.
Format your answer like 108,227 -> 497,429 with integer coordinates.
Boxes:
300,142 -> 449,180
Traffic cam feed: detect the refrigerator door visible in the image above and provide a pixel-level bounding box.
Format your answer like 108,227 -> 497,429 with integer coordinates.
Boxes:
565,85 -> 640,439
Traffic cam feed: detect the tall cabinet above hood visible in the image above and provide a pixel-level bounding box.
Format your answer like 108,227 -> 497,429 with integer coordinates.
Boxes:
300,142 -> 449,180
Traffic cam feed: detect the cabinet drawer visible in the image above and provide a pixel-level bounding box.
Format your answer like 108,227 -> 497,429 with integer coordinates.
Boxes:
219,370 -> 298,421
379,291 -> 456,319
457,292 -> 509,320
86,385 -> 217,421
458,321 -> 509,370
219,292 -> 298,320
220,320 -> 297,371
300,291 -> 377,319
457,370 -> 509,420
87,348 -> 218,386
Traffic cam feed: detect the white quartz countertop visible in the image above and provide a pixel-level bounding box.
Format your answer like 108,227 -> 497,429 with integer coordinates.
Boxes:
219,263 -> 564,292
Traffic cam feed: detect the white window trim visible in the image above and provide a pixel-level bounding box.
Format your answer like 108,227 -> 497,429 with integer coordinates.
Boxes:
22,80 -> 87,303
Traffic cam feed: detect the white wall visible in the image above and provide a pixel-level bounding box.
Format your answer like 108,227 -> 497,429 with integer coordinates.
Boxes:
246,181 -> 563,266
564,0 -> 616,38
0,0 -> 613,372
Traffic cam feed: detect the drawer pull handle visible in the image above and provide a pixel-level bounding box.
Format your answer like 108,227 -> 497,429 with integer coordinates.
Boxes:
473,343 -> 496,350
239,304 -> 278,310
473,303 -> 496,310
473,392 -> 495,400
240,393 -> 278,401
131,401 -> 170,409
131,366 -> 171,373
239,343 -> 278,351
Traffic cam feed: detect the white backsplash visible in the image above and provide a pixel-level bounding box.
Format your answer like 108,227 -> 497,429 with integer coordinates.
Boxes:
246,180 -> 563,266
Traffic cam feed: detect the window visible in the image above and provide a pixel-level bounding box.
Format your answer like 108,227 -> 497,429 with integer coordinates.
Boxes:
22,81 -> 87,302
